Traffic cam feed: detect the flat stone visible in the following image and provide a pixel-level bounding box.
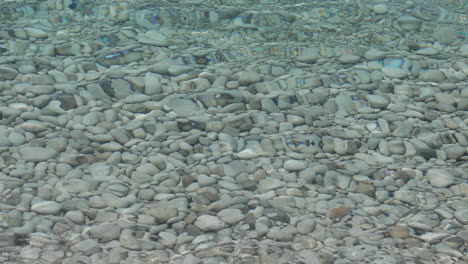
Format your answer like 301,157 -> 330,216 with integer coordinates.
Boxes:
297,218 -> 316,234
61,179 -> 91,193
24,28 -> 48,38
339,54 -> 360,64
19,147 -> 58,162
31,201 -> 62,214
238,71 -> 261,85
387,226 -> 410,238
197,174 -> 217,187
0,66 -> 19,80
454,209 -> 468,225
194,215 -> 225,231
267,225 -> 297,241
373,4 -> 389,14
284,160 -> 308,171
89,223 -> 121,240
426,168 -> 455,188
419,70 -> 446,82
217,209 -> 244,225
165,98 -> 200,117
396,15 -> 422,31
433,27 -> 458,45
146,208 -> 178,223
258,178 -> 284,193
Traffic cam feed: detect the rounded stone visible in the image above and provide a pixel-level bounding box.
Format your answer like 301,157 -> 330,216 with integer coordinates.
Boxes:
338,54 -> 361,64
194,215 -> 225,231
419,70 -> 447,82
426,168 -> 455,188
454,209 -> 468,225
217,209 -> 244,225
433,27 -> 458,45
31,201 -> 62,214
396,15 -> 422,31
284,160 -> 308,171
19,147 -> 58,162
373,4 -> 389,14
90,223 -> 121,240
238,71 -> 261,85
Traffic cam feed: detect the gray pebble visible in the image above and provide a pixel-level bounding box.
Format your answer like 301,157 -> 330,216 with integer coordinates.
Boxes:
194,215 -> 225,231
31,201 -> 62,214
426,168 -> 455,188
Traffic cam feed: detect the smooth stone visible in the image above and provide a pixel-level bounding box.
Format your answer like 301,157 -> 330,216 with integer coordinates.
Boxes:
387,226 -> 410,238
24,28 -> 48,39
19,147 -> 58,162
146,207 -> 178,223
144,72 -> 162,94
426,168 -> 455,188
168,65 -> 193,76
0,66 -> 19,80
124,94 -> 151,103
31,201 -> 62,214
451,206 -> 467,224
12,83 -> 55,95
373,4 -> 389,14
159,231 -> 177,248
8,132 -> 26,146
338,54 -> 360,64
258,178 -> 284,193
442,145 -> 465,160
194,215 -> 225,231
197,174 -> 217,187
165,98 -> 199,117
381,66 -> 409,79
136,30 -> 168,46
61,179 -> 91,193
119,229 -> 141,250
297,218 -> 316,234
366,94 -> 389,108
55,43 -> 81,56
217,209 -> 244,225
419,70 -> 446,82
396,15 -> 422,31
327,205 -> 350,219
460,44 -> 468,57
433,27 -> 458,45
387,140 -> 405,155
102,193 -> 136,208
82,112 -> 100,126
284,160 -> 308,171
20,120 -> 48,132
13,28 -> 28,39
89,223 -> 121,240
415,47 -> 439,56
238,71 -> 261,85
364,49 -> 386,60
267,226 -> 297,241
64,210 -> 85,224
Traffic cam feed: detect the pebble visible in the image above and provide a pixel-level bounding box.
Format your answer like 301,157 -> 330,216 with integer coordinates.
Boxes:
31,201 -> 62,214
396,15 -> 422,31
217,209 -> 244,224
0,0 -> 466,263
283,160 -> 308,171
19,147 -> 58,162
426,168 -> 455,188
372,4 -> 389,14
194,215 -> 226,231
238,71 -> 262,85
433,27 -> 458,45
419,70 -> 447,82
